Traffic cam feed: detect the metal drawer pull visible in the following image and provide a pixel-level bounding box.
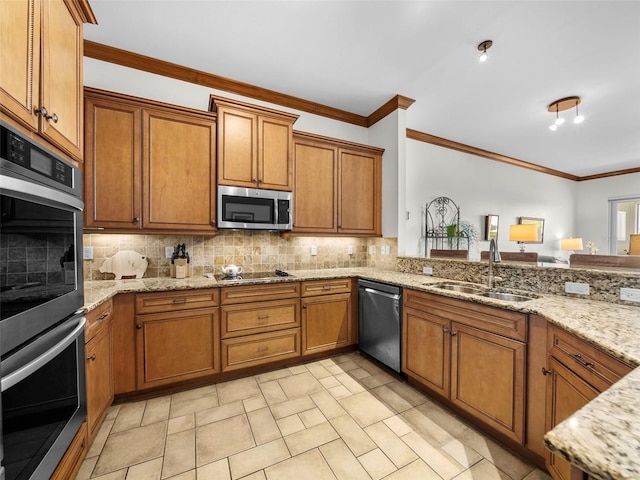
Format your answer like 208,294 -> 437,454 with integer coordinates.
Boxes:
96,311 -> 110,322
542,367 -> 553,375
87,354 -> 96,361
257,346 -> 269,352
322,285 -> 332,290
258,315 -> 270,320
570,353 -> 595,368
172,298 -> 188,304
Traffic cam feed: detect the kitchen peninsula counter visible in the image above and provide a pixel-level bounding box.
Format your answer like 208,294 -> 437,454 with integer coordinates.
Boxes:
83,267 -> 640,480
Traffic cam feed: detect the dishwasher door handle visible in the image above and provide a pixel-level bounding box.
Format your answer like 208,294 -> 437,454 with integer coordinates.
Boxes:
362,288 -> 401,301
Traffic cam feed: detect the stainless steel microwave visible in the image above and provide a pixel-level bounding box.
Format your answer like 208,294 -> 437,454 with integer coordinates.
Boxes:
217,185 -> 292,231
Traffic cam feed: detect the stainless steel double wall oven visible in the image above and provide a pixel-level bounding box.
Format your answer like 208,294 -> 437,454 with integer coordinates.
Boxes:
0,121 -> 86,480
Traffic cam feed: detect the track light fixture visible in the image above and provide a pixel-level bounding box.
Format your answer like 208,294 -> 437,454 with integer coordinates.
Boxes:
477,40 -> 493,62
547,96 -> 583,131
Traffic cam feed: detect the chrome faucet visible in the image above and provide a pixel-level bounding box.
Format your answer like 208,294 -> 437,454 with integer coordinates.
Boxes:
488,238 -> 501,289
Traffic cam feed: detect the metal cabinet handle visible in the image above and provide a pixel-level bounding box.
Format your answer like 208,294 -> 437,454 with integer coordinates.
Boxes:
87,354 -> 96,361
542,367 -> 553,375
36,106 -> 58,123
443,328 -> 450,334
258,315 -> 270,320
96,311 -> 110,322
450,331 -> 457,336
322,285 -> 332,290
172,298 -> 187,304
252,178 -> 258,183
136,324 -> 142,329
132,217 -> 140,223
570,353 -> 595,368
257,346 -> 269,352
303,304 -> 307,309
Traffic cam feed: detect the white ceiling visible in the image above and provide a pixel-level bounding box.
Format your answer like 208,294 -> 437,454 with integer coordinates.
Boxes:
84,1 -> 640,178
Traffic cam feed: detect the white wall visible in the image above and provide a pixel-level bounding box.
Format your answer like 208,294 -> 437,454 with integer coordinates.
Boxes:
401,140 -> 578,259
84,58 -> 370,145
368,110 -> 403,238
575,173 -> 640,254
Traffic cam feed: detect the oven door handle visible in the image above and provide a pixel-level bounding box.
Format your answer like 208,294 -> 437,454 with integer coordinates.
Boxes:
1,316 -> 85,392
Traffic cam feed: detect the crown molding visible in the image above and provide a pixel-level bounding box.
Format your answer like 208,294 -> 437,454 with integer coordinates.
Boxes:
406,129 -> 579,181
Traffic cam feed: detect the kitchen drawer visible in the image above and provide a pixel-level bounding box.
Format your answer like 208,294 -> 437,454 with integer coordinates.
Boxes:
301,278 -> 352,297
548,325 -> 632,391
221,328 -> 301,371
403,289 -> 527,342
136,288 -> 219,314
220,282 -> 300,305
221,298 -> 300,338
85,299 -> 113,343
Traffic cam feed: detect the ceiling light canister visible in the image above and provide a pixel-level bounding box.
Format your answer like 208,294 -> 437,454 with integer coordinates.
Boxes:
477,40 -> 493,62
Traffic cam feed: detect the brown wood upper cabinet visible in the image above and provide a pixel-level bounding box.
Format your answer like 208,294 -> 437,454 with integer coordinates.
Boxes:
84,88 -> 217,233
0,0 -> 96,161
292,132 -> 383,236
209,95 -> 299,191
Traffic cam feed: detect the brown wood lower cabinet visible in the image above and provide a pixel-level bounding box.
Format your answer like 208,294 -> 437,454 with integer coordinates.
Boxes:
545,325 -> 632,480
220,283 -> 301,372
301,279 -> 355,356
402,289 -> 527,444
136,307 -> 220,389
85,300 -> 114,444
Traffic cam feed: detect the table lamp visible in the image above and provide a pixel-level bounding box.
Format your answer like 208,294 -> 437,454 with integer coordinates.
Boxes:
509,224 -> 538,252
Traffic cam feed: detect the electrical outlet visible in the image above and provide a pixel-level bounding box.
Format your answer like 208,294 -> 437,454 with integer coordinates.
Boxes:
620,287 -> 640,303
423,266 -> 433,275
347,245 -> 353,255
311,245 -> 317,256
368,246 -> 375,255
82,246 -> 93,260
565,282 -> 590,295
165,246 -> 174,258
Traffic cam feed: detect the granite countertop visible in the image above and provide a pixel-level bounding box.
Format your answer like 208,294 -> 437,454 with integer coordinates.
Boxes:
83,267 -> 640,480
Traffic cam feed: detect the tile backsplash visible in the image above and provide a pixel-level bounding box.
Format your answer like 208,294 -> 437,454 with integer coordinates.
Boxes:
83,232 -> 398,280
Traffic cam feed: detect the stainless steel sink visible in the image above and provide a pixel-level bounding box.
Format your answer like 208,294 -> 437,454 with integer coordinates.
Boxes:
478,291 -> 535,302
431,283 -> 487,294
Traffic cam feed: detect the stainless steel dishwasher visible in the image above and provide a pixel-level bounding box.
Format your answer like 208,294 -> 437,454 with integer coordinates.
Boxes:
358,279 -> 402,374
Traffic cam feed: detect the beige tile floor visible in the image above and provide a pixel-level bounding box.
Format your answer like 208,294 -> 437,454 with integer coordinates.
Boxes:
77,352 -> 552,480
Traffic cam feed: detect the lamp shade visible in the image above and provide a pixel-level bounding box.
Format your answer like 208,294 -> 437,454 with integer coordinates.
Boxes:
509,224 -> 538,242
560,238 -> 583,251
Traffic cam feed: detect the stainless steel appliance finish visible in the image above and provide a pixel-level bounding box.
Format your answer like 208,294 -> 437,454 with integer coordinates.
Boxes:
0,122 -> 84,355
217,185 -> 292,231
358,279 -> 403,374
1,313 -> 86,480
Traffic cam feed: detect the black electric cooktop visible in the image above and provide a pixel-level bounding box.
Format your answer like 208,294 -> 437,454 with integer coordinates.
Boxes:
214,270 -> 291,282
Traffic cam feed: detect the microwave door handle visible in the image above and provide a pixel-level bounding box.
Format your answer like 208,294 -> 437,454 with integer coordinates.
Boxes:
1,316 -> 85,392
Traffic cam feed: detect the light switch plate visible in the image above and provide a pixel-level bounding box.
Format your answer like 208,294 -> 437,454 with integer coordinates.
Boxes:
165,246 -> 174,258
368,246 -> 374,255
565,282 -> 590,295
423,266 -> 433,275
82,246 -> 93,260
311,245 -> 317,256
620,287 -> 640,303
347,245 -> 353,255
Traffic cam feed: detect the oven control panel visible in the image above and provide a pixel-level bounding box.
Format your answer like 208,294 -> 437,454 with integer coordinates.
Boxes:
0,124 -> 73,188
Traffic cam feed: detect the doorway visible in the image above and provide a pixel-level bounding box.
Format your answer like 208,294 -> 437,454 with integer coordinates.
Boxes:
609,196 -> 640,254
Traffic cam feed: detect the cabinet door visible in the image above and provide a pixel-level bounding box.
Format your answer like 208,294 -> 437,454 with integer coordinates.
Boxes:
402,306 -> 450,398
451,322 -> 526,444
142,109 -> 216,231
217,106 -> 257,187
86,322 -> 113,443
301,293 -> 352,355
40,0 -> 84,159
0,0 -> 40,130
258,115 -> 293,190
136,308 -> 219,389
293,139 -> 338,233
545,357 -> 598,480
338,149 -> 381,235
84,95 -> 142,229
